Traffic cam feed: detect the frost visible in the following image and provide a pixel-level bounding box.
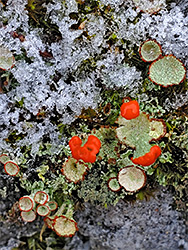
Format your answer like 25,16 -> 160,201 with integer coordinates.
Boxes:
53,76 -> 100,124
99,0 -> 127,9
132,0 -> 166,14
97,50 -> 142,95
163,90 -> 188,112
0,0 -> 187,160
115,5 -> 188,74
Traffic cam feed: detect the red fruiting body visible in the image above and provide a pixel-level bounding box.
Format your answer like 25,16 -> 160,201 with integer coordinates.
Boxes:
76,146 -> 97,163
86,135 -> 101,150
69,136 -> 82,150
80,147 -> 96,163
131,145 -> 161,166
69,136 -> 83,160
120,100 -> 140,120
71,146 -> 82,160
84,142 -> 99,154
69,135 -> 101,163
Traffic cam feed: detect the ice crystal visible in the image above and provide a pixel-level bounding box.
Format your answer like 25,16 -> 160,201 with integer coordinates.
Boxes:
0,0 -> 187,161
96,50 -> 142,95
115,5 -> 188,73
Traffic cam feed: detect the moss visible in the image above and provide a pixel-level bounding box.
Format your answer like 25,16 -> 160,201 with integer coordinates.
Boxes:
5,130 -> 26,143
77,0 -> 101,14
26,0 -> 62,44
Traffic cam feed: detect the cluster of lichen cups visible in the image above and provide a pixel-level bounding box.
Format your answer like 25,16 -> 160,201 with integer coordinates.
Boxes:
15,97 -> 164,238
0,155 -> 78,237
59,97 -> 166,237
139,40 -> 186,87
19,191 -> 52,222
18,191 -> 78,237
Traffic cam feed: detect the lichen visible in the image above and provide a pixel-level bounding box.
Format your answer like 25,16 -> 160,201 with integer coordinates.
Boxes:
116,111 -> 166,158
0,0 -> 187,246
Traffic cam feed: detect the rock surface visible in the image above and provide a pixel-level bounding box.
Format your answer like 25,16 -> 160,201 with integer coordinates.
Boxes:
70,187 -> 188,250
0,186 -> 187,250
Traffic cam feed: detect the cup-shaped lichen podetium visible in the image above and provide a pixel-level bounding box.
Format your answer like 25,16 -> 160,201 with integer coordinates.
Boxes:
139,40 -> 162,62
149,55 -> 186,87
0,154 -> 10,164
46,201 -> 58,212
116,112 -> 166,160
0,46 -> 15,70
118,166 -> 146,192
4,161 -> 19,176
36,204 -> 50,217
61,157 -> 88,184
107,177 -> 121,192
34,191 -> 49,205
21,210 -> 36,222
52,215 -> 78,237
19,196 -> 34,212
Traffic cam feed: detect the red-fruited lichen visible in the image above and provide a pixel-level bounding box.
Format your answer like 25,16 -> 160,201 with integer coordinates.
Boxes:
61,157 -> 88,184
107,177 -> 121,192
131,145 -> 161,166
69,136 -> 82,150
46,201 -> 58,211
116,106 -> 166,160
69,135 -> 101,163
69,136 -> 83,160
149,55 -> 186,87
21,210 -> 36,222
118,166 -> 147,192
120,100 -> 140,120
85,135 -> 101,152
36,204 -> 50,217
149,118 -> 167,142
